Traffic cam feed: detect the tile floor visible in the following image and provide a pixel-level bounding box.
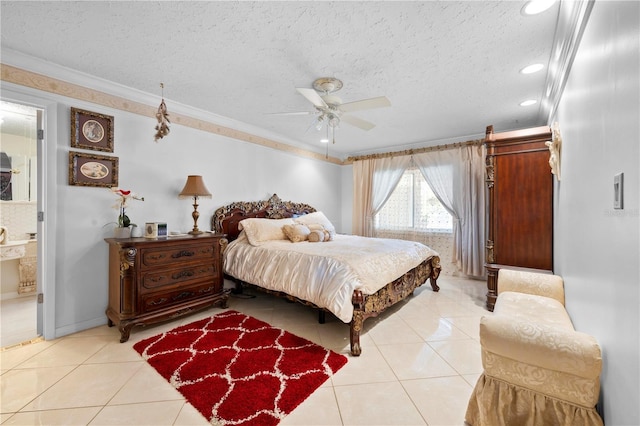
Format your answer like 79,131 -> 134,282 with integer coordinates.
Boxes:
0,275 -> 489,425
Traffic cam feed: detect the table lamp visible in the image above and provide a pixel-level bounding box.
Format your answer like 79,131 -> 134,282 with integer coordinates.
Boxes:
178,175 -> 212,235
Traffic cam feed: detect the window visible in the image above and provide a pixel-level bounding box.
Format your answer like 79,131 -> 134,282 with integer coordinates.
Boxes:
374,168 -> 452,233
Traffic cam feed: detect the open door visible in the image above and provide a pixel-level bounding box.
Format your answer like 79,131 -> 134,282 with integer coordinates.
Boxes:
36,108 -> 44,338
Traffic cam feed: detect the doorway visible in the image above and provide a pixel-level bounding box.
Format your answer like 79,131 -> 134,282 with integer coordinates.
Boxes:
0,100 -> 42,347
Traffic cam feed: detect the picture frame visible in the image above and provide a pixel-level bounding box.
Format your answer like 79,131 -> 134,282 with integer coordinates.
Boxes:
71,107 -> 114,152
68,151 -> 118,187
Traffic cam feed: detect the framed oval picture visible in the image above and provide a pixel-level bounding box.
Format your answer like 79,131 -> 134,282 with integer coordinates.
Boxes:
71,107 -> 114,152
68,151 -> 118,187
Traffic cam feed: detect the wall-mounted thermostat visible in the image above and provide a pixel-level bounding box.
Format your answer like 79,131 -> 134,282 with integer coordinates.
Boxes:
145,222 -> 168,238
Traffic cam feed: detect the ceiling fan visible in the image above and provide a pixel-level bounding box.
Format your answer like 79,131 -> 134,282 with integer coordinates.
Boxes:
272,77 -> 391,143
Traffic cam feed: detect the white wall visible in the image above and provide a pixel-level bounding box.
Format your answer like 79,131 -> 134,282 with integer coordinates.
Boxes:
1,79 -> 343,338
554,1 -> 639,423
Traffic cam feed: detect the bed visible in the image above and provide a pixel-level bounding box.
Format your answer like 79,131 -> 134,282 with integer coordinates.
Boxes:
212,194 -> 441,356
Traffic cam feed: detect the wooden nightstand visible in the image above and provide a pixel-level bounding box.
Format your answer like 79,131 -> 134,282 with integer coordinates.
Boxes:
105,233 -> 229,342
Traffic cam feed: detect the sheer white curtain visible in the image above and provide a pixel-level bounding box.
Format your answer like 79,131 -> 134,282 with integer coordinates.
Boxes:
352,156 -> 411,236
413,144 -> 486,277
373,167 -> 456,275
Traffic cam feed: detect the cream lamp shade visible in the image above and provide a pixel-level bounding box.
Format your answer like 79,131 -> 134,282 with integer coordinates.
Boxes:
179,175 -> 212,234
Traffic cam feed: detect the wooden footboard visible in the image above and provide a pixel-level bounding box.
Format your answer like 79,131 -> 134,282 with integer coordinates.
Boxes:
229,254 -> 441,356
350,255 -> 440,356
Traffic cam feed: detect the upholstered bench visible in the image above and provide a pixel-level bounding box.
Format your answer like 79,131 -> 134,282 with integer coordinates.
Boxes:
465,268 -> 604,426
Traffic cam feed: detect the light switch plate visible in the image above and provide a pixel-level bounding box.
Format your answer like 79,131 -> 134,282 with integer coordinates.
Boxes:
614,173 -> 624,209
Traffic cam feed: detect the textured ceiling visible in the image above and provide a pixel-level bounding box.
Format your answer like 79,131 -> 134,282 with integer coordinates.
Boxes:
0,1 -> 560,158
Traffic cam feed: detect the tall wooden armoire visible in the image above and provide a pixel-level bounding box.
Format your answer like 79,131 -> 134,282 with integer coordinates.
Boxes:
484,125 -> 554,311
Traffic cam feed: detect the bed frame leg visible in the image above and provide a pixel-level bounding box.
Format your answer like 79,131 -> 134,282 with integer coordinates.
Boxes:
318,310 -> 326,324
430,276 -> 440,292
429,257 -> 441,292
350,312 -> 363,356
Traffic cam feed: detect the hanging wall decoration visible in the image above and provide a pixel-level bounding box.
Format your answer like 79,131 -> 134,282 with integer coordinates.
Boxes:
154,83 -> 170,142
545,122 -> 562,180
71,107 -> 114,152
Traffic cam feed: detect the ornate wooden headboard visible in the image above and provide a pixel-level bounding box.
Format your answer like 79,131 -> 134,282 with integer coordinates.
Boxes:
211,194 -> 316,241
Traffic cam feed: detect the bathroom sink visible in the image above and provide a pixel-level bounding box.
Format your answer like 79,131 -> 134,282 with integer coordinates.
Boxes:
0,240 -> 29,260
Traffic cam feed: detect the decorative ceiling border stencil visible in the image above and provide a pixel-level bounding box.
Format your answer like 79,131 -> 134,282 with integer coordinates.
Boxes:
0,63 -> 343,165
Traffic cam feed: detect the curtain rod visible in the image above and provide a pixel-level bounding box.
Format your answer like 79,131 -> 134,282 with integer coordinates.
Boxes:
345,138 -> 484,163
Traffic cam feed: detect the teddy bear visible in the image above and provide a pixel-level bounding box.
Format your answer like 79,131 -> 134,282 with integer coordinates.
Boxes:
307,223 -> 333,242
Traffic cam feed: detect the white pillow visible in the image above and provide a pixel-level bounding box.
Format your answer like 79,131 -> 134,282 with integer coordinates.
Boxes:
294,211 -> 336,235
238,218 -> 295,246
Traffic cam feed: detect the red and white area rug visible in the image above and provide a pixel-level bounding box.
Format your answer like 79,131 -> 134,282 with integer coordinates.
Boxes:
133,310 -> 348,425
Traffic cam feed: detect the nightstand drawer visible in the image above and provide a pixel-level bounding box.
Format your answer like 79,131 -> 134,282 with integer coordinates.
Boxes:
141,283 -> 218,313
140,244 -> 216,269
141,264 -> 218,292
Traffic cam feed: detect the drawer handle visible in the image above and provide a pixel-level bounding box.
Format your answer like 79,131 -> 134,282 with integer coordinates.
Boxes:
172,250 -> 195,258
147,253 -> 167,261
148,297 -> 168,306
172,270 -> 195,279
199,286 -> 214,294
173,291 -> 195,301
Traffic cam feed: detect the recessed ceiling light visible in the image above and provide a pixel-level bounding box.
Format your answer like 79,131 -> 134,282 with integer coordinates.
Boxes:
320,138 -> 329,143
520,100 -> 538,106
521,0 -> 556,15
520,63 -> 544,74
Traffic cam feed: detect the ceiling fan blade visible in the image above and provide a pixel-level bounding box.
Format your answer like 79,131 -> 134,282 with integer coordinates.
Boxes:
341,114 -> 376,131
296,88 -> 328,109
265,111 -> 313,116
339,96 -> 391,113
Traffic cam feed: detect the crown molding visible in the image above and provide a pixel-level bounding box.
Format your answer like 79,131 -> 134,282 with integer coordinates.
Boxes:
0,49 -> 343,165
543,0 -> 595,124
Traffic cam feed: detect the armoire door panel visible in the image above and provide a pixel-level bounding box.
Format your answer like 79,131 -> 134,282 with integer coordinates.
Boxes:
494,151 -> 553,270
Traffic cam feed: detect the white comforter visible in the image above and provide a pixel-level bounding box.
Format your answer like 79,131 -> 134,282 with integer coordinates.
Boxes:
223,233 -> 438,323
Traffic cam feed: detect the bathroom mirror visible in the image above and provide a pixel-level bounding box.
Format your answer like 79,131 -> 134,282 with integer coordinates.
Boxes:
0,101 -> 38,202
